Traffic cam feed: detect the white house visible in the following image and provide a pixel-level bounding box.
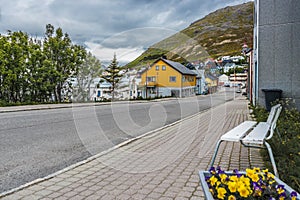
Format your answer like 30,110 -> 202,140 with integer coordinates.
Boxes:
218,74 -> 229,86
192,69 -> 206,95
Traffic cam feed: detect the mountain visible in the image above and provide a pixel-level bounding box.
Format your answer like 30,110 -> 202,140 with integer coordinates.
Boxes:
126,2 -> 253,69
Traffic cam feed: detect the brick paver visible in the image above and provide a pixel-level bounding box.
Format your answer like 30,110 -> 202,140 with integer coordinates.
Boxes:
0,97 -> 265,199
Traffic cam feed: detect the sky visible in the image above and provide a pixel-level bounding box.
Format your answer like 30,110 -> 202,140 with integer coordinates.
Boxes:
0,0 -> 250,65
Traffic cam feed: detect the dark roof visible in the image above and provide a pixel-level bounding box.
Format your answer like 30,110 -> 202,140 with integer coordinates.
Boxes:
206,73 -> 218,80
160,58 -> 196,76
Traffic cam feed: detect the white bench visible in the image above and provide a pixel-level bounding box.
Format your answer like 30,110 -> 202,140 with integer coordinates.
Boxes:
209,104 -> 282,177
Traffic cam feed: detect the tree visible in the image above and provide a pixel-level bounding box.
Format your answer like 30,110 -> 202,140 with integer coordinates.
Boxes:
74,52 -> 102,102
2,31 -> 29,103
102,53 -> 123,100
43,24 -> 86,102
0,25 -> 87,104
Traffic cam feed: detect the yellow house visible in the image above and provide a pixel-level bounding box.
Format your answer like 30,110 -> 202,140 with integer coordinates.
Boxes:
205,73 -> 218,94
140,58 -> 196,98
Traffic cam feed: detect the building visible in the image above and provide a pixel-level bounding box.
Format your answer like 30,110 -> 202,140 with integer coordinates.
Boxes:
139,58 -> 197,98
253,0 -> 300,109
118,75 -> 141,100
229,73 -> 247,86
205,73 -> 218,94
93,80 -> 112,101
223,63 -> 237,73
218,74 -> 229,86
192,69 -> 206,95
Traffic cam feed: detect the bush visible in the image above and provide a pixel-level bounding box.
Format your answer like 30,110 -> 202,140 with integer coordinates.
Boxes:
250,99 -> 300,192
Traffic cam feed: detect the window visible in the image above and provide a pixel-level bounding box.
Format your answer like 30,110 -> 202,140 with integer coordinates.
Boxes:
147,76 -> 156,82
162,65 -> 166,71
169,76 -> 176,82
156,65 -> 159,71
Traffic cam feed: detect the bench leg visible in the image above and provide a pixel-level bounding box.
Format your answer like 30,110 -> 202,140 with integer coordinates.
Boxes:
264,141 -> 279,178
209,140 -> 223,169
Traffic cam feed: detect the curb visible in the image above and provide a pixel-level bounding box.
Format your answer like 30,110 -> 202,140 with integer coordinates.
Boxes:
0,91 -> 227,113
0,98 -> 181,114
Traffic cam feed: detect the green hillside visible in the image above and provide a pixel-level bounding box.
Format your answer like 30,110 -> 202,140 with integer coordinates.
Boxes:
126,1 -> 253,69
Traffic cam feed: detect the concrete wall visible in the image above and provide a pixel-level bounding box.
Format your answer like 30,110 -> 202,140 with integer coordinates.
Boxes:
255,0 -> 300,109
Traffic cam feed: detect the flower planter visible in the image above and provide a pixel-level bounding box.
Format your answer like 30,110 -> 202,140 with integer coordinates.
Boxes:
199,170 -> 300,200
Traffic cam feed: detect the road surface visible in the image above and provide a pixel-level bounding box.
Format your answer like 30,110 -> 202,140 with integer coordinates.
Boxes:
0,88 -> 238,193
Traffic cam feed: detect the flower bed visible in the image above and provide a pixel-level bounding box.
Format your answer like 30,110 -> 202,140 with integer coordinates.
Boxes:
199,167 -> 299,200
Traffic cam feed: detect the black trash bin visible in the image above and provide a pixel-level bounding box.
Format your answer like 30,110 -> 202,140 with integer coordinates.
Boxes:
262,89 -> 282,111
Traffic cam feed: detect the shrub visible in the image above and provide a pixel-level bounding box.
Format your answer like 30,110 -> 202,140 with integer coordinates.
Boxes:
250,99 -> 300,192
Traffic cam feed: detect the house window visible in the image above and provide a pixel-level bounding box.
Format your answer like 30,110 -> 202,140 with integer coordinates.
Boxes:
156,65 -> 159,71
147,76 -> 156,82
162,65 -> 166,71
169,76 -> 176,82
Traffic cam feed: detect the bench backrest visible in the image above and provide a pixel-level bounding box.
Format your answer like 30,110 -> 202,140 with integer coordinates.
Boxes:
266,104 -> 282,140
266,104 -> 281,124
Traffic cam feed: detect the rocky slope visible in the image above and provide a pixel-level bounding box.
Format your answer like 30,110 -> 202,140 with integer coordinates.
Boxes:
126,1 -> 253,68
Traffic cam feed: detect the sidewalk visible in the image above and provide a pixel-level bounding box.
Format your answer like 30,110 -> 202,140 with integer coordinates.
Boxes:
0,97 -> 265,200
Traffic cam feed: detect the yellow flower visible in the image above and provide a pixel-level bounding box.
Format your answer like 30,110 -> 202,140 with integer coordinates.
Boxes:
277,187 -> 285,194
220,174 -> 228,184
228,195 -> 236,200
239,176 -> 251,187
269,180 -> 276,185
246,168 -> 255,177
230,175 -> 238,183
253,187 -> 262,197
251,173 -> 260,182
209,176 -> 218,186
217,187 -> 227,200
267,172 -> 275,179
228,181 -> 237,193
279,196 -> 285,200
253,167 -> 260,173
262,169 -> 268,173
238,185 -> 250,198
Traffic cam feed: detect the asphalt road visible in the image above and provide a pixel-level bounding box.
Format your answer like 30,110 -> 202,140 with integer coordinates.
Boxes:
0,88 -> 238,193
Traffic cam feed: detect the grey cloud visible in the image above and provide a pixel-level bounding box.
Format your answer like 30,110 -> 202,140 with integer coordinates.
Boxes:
0,0 -> 250,62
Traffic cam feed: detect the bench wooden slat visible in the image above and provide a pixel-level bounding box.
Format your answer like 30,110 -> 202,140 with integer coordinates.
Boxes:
220,121 -> 257,142
242,122 -> 270,144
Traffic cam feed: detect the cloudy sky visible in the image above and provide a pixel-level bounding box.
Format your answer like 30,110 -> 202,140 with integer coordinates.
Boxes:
0,0 -> 250,64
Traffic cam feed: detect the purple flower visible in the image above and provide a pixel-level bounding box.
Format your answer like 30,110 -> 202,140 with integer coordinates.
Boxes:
291,191 -> 298,198
276,184 -> 285,189
253,182 -> 262,190
233,169 -> 242,177
205,176 -> 209,181
216,166 -> 225,174
279,192 -> 286,200
209,167 -> 216,174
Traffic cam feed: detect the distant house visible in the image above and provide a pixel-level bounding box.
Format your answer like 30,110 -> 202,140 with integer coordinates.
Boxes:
229,73 -> 247,86
92,80 -> 112,101
139,58 -> 197,98
218,74 -> 229,86
118,75 -> 141,100
223,63 -> 236,73
205,73 -> 218,94
192,69 -> 206,95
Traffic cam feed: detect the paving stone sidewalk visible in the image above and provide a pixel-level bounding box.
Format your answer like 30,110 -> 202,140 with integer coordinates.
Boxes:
0,97 -> 265,200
